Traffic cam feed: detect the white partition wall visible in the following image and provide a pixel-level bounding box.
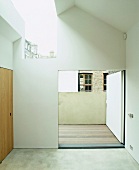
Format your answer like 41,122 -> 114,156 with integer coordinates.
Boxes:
12,1 -> 125,149
126,21 -> 139,163
0,34 -> 13,69
0,0 -> 24,70
106,71 -> 124,143
58,71 -> 78,92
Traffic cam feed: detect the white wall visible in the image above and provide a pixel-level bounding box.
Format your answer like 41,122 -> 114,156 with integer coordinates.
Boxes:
0,16 -> 20,43
8,0 -> 139,165
106,72 -> 123,143
11,0 -> 58,148
0,0 -> 24,70
58,71 -> 78,92
13,39 -> 58,148
126,21 -> 139,164
0,0 -> 24,38
13,5 -> 126,149
0,34 -> 13,69
57,7 -> 126,70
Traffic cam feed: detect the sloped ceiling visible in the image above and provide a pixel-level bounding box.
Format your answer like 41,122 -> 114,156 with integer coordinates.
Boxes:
54,0 -> 75,15
54,0 -> 139,32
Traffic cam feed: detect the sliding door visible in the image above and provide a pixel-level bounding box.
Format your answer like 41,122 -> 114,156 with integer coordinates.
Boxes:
0,68 -> 13,162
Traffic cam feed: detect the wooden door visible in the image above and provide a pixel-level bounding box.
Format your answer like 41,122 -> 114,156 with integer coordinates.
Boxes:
0,68 -> 13,162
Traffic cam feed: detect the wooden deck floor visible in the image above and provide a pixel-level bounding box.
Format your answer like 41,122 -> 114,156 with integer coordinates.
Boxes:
59,125 -> 120,145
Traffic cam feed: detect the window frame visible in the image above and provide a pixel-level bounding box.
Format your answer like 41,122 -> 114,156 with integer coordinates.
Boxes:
78,73 -> 93,92
103,73 -> 108,91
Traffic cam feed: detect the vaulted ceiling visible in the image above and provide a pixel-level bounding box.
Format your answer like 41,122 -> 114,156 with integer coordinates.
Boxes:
54,0 -> 139,32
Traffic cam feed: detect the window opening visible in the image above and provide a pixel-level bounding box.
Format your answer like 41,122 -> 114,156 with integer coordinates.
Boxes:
103,73 -> 108,91
78,73 -> 93,92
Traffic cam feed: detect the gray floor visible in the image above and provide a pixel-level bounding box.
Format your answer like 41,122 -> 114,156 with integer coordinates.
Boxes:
0,149 -> 139,170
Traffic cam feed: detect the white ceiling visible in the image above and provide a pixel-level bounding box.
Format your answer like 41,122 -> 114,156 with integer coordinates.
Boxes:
54,0 -> 139,32
54,0 -> 75,15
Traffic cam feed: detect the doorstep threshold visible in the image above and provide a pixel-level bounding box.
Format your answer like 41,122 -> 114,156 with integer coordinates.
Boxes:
59,143 -> 124,149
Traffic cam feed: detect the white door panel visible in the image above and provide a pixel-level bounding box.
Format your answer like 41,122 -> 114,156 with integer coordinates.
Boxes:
106,71 -> 124,143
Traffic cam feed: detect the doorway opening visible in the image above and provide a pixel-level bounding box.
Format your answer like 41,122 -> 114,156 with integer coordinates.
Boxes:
58,70 -> 125,149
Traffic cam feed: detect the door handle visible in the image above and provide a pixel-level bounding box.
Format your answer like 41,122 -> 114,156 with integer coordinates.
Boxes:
128,113 -> 133,118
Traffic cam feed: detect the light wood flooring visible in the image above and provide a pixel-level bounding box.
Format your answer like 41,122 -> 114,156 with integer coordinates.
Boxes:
59,125 -> 120,145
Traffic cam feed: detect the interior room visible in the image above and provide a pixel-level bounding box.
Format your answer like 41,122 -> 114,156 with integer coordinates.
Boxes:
1,0 -> 139,169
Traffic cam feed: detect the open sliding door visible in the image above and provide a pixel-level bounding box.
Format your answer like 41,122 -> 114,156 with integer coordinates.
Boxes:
106,71 -> 125,144
0,68 -> 13,162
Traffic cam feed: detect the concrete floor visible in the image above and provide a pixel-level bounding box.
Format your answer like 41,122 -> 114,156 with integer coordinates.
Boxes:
0,149 -> 139,170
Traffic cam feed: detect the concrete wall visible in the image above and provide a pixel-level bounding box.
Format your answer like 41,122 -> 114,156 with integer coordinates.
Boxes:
59,92 -> 106,124
126,21 -> 139,164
